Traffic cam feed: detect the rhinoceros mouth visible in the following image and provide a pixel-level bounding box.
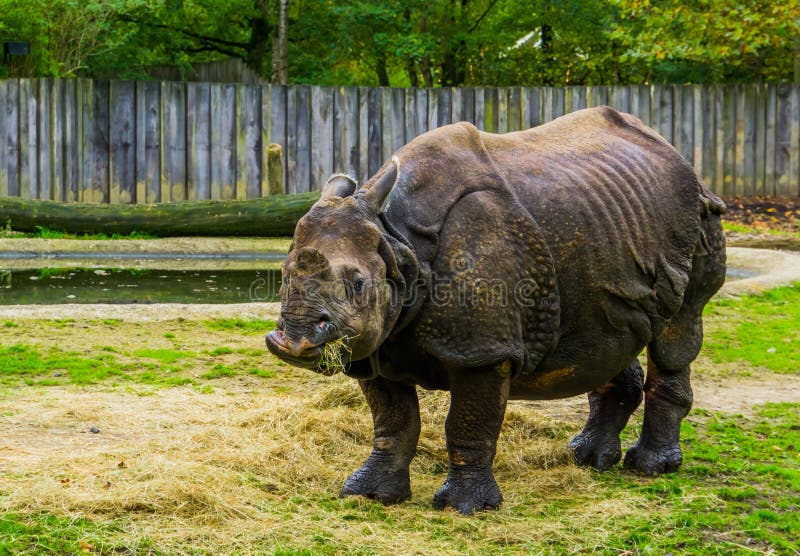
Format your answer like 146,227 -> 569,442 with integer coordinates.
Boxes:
265,329 -> 326,368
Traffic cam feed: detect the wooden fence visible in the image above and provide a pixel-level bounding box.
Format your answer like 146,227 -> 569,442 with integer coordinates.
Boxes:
0,80 -> 798,204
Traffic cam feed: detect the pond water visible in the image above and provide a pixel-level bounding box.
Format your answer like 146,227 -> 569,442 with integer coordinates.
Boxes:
0,267 -> 281,305
0,261 -> 756,305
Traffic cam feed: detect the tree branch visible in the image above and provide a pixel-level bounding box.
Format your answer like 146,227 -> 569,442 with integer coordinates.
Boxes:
469,0 -> 500,33
120,15 -> 250,50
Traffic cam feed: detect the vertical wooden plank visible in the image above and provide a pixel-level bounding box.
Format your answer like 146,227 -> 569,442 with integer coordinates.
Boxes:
64,79 -> 79,201
367,87 -> 383,176
497,88 -> 507,133
722,85 -> 735,197
678,86 -> 694,165
775,84 -> 793,196
437,87 -> 451,128
163,81 -> 186,202
358,87 -> 369,183
700,86 -> 716,190
38,79 -> 51,201
788,85 -> 800,196
712,85 -> 725,195
571,87 -> 586,113
552,87 -> 565,119
764,85 -> 777,196
527,87 -> 542,127
475,87 -> 485,130
284,86 -> 298,194
733,84 -> 746,196
390,88 -> 405,153
334,86 -> 359,179
656,85 -> 674,145
381,88 -> 393,163
187,82 -> 212,200
0,81 -> 7,198
461,87 -> 475,126
109,80 -> 136,204
451,87 -> 462,123
742,85 -> 758,197
404,87 -> 418,142
753,85 -> 767,196
243,85 -> 263,198
692,86 -> 703,180
18,79 -> 34,199
235,84 -> 247,200
4,80 -> 19,197
542,87 -> 553,123
78,79 -> 93,202
311,86 -> 334,190
634,85 -> 652,127
295,85 -> 312,193
269,85 -> 287,191
143,81 -> 161,203
427,88 -> 439,130
90,80 -> 110,203
51,80 -> 64,201
415,88 -> 428,137
507,87 -> 522,132
211,83 -> 236,199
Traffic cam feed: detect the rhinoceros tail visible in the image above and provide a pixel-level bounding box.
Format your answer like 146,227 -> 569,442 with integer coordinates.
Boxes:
698,183 -> 726,216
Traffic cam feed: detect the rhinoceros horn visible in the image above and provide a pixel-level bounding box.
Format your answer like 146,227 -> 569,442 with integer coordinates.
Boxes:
356,157 -> 398,215
320,173 -> 358,200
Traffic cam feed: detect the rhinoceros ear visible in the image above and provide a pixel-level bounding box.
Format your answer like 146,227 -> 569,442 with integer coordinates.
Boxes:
356,157 -> 399,215
320,174 -> 358,200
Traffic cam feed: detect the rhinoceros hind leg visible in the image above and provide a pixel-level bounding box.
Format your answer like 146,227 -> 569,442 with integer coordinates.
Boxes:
340,376 -> 420,505
569,359 -> 644,471
433,363 -> 510,515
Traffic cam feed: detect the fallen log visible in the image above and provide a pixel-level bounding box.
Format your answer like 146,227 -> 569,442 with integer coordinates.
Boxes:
0,193 -> 319,237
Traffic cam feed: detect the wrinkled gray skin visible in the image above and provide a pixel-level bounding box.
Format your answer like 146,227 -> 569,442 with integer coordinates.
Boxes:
266,107 -> 727,515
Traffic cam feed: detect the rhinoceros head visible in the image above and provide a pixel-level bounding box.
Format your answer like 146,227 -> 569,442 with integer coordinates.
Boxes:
266,160 -> 416,373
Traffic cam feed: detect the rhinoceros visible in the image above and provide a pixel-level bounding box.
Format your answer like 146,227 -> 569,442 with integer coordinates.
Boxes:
266,106 -> 726,515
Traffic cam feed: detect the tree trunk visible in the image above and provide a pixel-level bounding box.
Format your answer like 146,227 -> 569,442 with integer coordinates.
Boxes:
272,0 -> 289,84
376,51 -> 390,86
245,0 -> 273,77
0,193 -> 318,237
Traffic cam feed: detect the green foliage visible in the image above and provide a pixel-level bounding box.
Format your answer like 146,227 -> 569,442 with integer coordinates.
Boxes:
132,348 -> 195,364
203,318 -> 276,334
1,0 -> 796,84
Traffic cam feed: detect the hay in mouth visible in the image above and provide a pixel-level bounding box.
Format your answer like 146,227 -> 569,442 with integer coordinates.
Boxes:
316,337 -> 353,376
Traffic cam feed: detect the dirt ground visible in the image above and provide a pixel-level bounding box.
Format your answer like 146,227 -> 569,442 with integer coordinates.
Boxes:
722,196 -> 800,232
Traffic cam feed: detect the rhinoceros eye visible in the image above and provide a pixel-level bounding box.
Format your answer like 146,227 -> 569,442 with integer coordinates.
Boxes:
353,278 -> 365,293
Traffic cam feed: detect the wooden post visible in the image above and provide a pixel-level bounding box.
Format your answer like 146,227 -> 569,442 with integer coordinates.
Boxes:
266,143 -> 284,195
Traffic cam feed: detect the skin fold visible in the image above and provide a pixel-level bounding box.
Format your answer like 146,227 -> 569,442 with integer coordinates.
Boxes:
266,106 -> 727,515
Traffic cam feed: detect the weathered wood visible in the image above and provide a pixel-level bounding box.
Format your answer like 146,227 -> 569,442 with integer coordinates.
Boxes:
0,191 -> 316,237
334,86 -> 359,179
295,85 -> 312,192
722,85 -> 736,197
481,88 -> 497,132
19,79 -> 35,199
284,86 -> 298,194
790,85 -> 800,196
404,87 -> 418,143
51,79 -> 64,201
692,86 -> 703,180
266,143 -> 284,195
311,86 -> 333,190
733,84 -> 746,196
109,80 -> 136,204
742,85 -> 758,196
754,84 -> 767,196
497,88 -> 508,133
358,87 -> 369,184
5,80 -> 19,197
678,86 -> 694,165
90,80 -> 110,204
775,84 -> 793,196
765,84 -> 777,196
242,84 -> 263,197
527,87 -> 541,127
269,85 -> 287,188
542,87 -> 553,123
451,87 -> 462,122
0,81 -> 7,198
143,81 -> 161,203
63,80 -> 78,202
367,88 -> 382,175
187,82 -> 212,200
700,86 -> 716,189
211,84 -> 237,200
391,88 -> 405,152
38,79 -> 51,201
713,85 -> 725,195
380,88 -> 393,166
437,87 -> 452,128
552,87 -> 565,120
78,79 -> 91,202
163,81 -> 186,202
427,88 -> 439,131
507,87 -> 522,132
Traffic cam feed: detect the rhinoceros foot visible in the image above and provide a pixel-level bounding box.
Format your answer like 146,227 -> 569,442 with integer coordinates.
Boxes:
623,442 -> 683,476
339,453 -> 411,505
568,431 -> 622,471
433,471 -> 502,515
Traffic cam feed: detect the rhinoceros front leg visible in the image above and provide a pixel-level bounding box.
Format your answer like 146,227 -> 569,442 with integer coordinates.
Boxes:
569,359 -> 644,470
434,363 -> 510,515
340,375 -> 420,505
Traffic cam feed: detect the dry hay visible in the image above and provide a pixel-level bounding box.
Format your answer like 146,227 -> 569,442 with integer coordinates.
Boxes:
0,378 -> 646,553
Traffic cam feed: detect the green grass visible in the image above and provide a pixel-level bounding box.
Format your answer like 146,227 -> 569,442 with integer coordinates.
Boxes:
201,363 -> 237,379
704,283 -> 800,373
203,318 -> 276,334
722,221 -> 800,236
132,348 -> 195,364
28,226 -> 157,240
0,344 -> 128,385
